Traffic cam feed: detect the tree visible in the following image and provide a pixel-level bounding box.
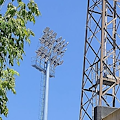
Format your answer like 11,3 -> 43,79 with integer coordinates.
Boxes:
0,0 -> 40,119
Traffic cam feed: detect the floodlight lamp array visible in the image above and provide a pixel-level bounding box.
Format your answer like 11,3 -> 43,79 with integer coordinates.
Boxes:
36,27 -> 69,68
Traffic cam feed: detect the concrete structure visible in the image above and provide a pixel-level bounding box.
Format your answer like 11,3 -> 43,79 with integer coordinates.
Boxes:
94,106 -> 118,120
102,108 -> 120,120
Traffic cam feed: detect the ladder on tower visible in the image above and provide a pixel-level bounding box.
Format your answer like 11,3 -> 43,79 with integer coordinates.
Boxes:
38,72 -> 46,120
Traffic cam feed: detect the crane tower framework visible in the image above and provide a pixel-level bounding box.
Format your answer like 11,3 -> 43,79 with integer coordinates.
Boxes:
80,0 -> 120,120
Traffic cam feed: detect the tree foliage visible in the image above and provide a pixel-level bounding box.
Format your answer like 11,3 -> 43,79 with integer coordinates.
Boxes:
0,0 -> 40,119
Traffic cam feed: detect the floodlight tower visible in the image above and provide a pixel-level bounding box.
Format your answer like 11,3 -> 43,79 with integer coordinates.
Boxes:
80,0 -> 120,120
32,27 -> 68,120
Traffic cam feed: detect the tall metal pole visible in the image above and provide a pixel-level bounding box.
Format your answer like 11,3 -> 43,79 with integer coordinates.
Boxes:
112,0 -> 116,107
44,61 -> 50,120
99,0 -> 105,106
104,2 -> 107,75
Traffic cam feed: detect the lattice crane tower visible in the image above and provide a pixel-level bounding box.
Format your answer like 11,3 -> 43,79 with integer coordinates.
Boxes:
79,0 -> 120,120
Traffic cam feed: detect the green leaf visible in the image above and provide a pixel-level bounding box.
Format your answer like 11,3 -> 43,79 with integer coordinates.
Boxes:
0,0 -> 4,5
11,88 -> 16,94
17,0 -> 21,2
30,31 -> 35,36
17,61 -> 20,66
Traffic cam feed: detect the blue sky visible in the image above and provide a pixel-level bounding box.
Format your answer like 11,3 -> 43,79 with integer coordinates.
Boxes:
3,0 -> 87,120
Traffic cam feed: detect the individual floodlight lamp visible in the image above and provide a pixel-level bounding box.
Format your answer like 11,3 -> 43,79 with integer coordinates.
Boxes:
43,27 -> 50,33
57,48 -> 67,55
56,36 -> 62,42
32,27 -> 68,120
52,32 -> 57,38
48,30 -> 53,36
63,42 -> 69,47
